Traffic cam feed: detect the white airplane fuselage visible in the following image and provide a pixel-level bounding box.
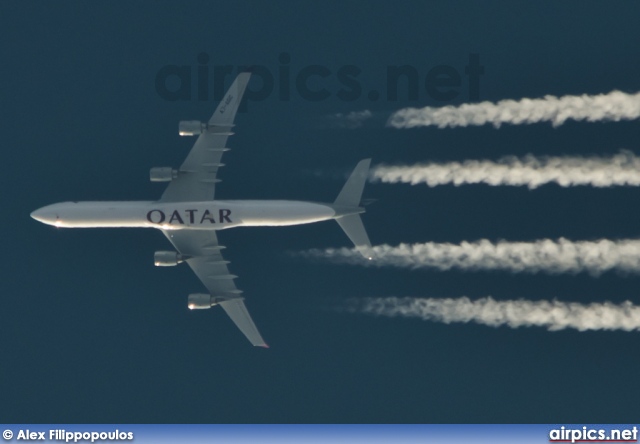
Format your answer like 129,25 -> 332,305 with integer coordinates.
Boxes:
31,200 -> 338,230
30,71 -> 374,347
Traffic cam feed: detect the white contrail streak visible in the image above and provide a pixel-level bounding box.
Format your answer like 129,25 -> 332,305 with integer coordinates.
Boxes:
387,91 -> 640,128
328,109 -> 373,128
305,239 -> 640,276
345,297 -> 640,332
371,150 -> 640,189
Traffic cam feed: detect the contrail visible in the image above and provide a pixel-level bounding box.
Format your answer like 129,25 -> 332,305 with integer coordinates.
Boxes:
327,109 -> 373,128
345,296 -> 640,332
387,90 -> 640,128
371,150 -> 640,189
305,239 -> 640,276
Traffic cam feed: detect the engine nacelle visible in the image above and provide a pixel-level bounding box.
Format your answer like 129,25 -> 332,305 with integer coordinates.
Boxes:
179,120 -> 206,136
179,120 -> 235,136
150,167 -> 178,182
154,251 -> 185,266
188,293 -> 217,309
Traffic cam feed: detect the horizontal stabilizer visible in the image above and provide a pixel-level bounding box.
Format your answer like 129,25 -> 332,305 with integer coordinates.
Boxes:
334,159 -> 371,207
334,159 -> 372,258
336,214 -> 371,258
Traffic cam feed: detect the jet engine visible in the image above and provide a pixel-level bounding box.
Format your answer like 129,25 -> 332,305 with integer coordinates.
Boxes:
178,120 -> 234,136
179,120 -> 207,136
154,251 -> 185,266
149,167 -> 178,182
188,293 -> 218,309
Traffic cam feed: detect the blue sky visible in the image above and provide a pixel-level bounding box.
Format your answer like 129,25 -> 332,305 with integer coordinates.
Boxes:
3,1 -> 640,423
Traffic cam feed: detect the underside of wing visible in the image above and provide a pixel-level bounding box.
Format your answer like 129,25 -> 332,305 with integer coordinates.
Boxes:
161,229 -> 267,347
160,72 -> 251,202
219,299 -> 269,348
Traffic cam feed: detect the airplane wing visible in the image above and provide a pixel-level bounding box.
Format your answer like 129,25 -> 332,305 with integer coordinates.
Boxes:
160,72 -> 251,202
158,73 -> 267,347
162,229 -> 268,348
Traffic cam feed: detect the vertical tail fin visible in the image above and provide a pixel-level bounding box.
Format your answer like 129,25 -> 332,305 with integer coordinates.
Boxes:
334,159 -> 372,258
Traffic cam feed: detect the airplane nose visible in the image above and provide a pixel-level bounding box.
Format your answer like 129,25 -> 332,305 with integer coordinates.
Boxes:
31,208 -> 46,223
31,207 -> 54,224
31,208 -> 43,222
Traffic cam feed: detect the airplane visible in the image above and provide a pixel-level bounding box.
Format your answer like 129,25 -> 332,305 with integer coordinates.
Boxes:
31,72 -> 372,347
